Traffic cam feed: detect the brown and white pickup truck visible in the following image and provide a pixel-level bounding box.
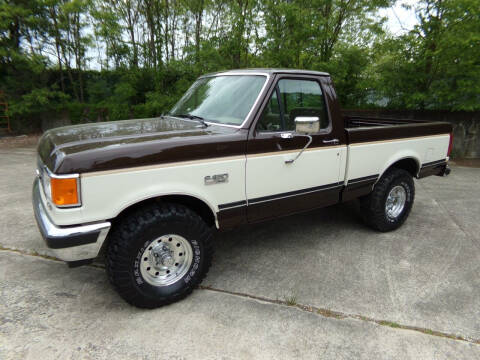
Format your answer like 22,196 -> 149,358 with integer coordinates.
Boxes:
33,69 -> 452,308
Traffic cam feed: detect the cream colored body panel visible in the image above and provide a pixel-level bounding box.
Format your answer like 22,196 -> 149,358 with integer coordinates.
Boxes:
246,146 -> 346,199
346,134 -> 449,183
43,134 -> 449,228
80,157 -> 247,226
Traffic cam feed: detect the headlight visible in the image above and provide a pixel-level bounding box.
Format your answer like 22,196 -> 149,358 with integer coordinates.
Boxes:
39,163 -> 81,208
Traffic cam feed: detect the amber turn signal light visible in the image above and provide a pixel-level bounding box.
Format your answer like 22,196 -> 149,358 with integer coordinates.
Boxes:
50,177 -> 79,206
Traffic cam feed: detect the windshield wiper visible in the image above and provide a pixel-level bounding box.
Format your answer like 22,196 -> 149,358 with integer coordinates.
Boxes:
173,113 -> 209,127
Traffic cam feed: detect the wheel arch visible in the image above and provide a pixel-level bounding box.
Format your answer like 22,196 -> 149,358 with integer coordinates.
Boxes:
378,155 -> 421,181
110,193 -> 218,230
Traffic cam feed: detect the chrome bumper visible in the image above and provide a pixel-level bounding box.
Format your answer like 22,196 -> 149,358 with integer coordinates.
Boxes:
32,178 -> 111,262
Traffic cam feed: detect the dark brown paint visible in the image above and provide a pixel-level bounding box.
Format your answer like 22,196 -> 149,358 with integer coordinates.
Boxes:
217,206 -> 247,230
38,116 -> 248,174
345,121 -> 452,144
246,74 -> 346,152
341,176 -> 378,202
418,160 -> 448,178
246,185 -> 342,223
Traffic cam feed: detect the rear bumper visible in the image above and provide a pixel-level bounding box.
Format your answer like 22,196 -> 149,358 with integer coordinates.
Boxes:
32,178 -> 110,262
438,164 -> 451,177
418,159 -> 451,179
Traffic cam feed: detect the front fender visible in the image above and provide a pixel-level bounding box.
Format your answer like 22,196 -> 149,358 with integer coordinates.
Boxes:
79,157 -> 246,226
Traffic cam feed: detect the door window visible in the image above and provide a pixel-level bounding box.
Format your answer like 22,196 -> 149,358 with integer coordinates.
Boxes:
256,88 -> 282,131
257,79 -> 329,132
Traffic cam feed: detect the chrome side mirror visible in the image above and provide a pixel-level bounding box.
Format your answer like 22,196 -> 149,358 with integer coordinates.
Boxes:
294,116 -> 320,134
285,116 -> 319,165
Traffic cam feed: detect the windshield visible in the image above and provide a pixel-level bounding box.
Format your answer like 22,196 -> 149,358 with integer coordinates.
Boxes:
169,75 -> 267,126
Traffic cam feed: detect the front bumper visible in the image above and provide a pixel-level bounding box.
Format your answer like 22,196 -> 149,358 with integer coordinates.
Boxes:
32,178 -> 111,262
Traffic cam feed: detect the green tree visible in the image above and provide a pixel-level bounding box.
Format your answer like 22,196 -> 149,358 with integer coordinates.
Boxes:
260,0 -> 391,68
2,0 -> 478,133
373,0 -> 480,110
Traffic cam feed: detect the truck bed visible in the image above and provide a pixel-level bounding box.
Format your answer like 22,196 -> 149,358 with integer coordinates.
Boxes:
343,116 -> 452,144
341,115 -> 452,201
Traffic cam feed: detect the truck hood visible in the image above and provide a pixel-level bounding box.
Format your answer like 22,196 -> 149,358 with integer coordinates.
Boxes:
38,116 -> 247,174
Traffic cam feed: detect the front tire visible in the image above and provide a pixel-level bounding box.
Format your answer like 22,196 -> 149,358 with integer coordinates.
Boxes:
360,168 -> 415,232
106,202 -> 213,308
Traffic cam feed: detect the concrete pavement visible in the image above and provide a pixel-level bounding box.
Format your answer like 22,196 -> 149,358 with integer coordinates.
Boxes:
0,146 -> 479,359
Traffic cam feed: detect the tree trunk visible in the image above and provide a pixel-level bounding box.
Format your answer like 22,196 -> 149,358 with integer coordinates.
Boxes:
126,0 -> 139,67
50,6 -> 65,92
194,0 -> 204,63
164,0 -> 170,63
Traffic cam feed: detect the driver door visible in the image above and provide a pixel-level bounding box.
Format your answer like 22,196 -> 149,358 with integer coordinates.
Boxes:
246,75 -> 346,222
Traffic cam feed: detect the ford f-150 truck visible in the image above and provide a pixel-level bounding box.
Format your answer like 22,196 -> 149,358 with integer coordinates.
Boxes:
33,69 -> 452,308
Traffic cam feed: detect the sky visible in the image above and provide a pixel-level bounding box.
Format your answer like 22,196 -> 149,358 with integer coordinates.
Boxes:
380,0 -> 419,35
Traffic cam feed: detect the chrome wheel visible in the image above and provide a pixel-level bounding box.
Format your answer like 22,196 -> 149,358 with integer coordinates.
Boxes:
140,234 -> 193,287
385,185 -> 407,219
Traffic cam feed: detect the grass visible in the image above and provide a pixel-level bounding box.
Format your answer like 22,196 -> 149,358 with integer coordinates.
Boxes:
284,294 -> 297,306
379,320 -> 401,328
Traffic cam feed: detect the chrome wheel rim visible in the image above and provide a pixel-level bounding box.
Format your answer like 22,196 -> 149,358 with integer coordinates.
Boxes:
385,185 -> 407,219
140,234 -> 193,287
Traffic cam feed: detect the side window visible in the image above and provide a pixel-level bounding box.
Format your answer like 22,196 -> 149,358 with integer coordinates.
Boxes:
257,89 -> 282,131
278,79 -> 329,131
257,78 -> 329,132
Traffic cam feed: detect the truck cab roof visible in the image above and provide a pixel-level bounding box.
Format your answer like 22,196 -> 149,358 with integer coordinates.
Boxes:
202,68 -> 330,77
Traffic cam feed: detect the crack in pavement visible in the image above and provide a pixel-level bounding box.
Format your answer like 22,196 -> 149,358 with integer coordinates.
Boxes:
2,246 -> 479,346
198,286 -> 480,346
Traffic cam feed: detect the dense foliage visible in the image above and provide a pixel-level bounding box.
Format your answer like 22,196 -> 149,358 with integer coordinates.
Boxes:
1,0 -> 479,132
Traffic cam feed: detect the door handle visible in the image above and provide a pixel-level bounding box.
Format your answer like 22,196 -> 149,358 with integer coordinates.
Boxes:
279,132 -> 294,139
323,138 -> 339,145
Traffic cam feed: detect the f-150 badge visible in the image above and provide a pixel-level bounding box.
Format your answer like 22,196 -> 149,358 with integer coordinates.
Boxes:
204,173 -> 229,185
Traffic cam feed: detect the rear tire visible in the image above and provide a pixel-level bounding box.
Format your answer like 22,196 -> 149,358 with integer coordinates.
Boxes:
360,168 -> 415,232
106,202 -> 213,308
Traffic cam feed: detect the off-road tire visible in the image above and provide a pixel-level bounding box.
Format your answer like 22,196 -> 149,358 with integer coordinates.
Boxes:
360,168 -> 415,232
106,202 -> 213,308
